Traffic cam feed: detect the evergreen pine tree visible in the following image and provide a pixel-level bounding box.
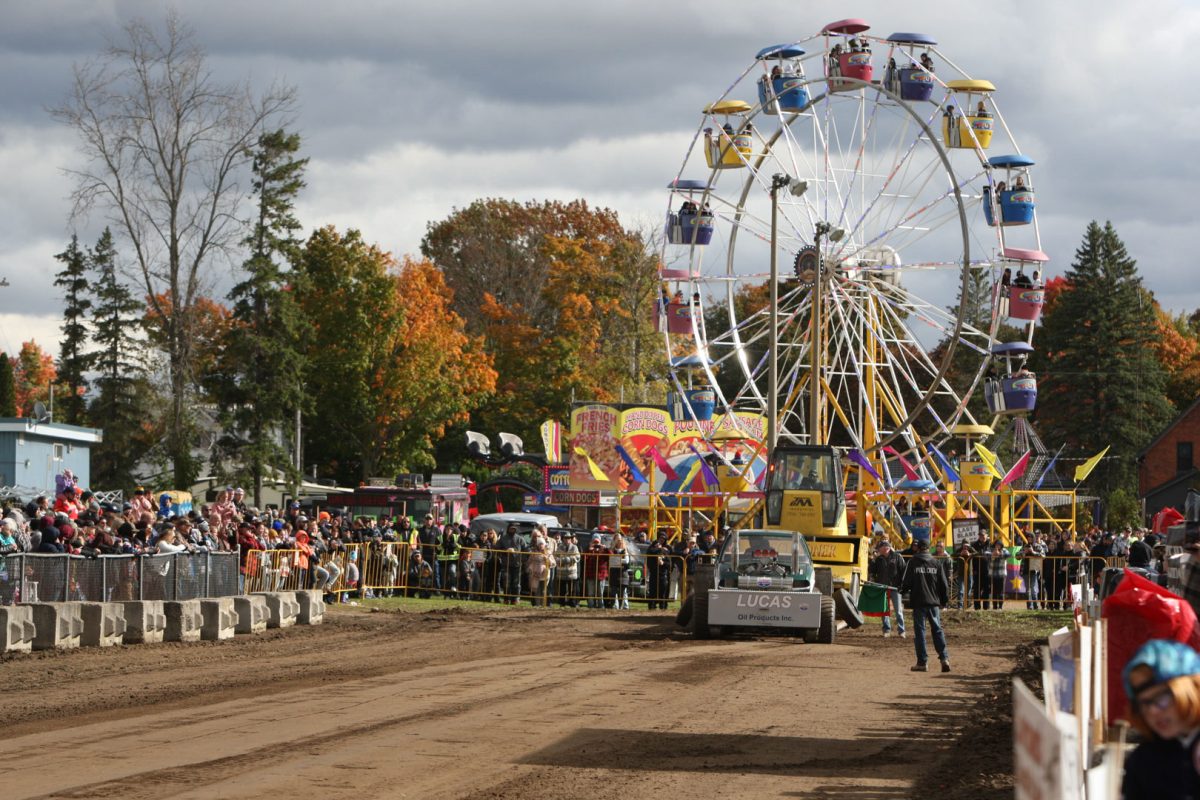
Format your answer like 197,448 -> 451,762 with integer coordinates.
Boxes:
214,130 -> 308,506
53,235 -> 92,425
88,228 -> 154,490
0,354 -> 15,417
1033,221 -> 1173,495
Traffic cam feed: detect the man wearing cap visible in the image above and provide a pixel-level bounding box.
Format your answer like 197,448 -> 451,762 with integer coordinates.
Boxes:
901,539 -> 951,672
1178,527 -> 1200,620
869,539 -> 907,638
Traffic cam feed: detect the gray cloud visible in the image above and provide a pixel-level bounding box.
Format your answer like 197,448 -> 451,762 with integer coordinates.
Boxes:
0,0 -> 1197,357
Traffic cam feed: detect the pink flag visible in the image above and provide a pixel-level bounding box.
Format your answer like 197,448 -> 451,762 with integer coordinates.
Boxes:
644,446 -> 679,481
882,446 -> 919,481
998,450 -> 1032,488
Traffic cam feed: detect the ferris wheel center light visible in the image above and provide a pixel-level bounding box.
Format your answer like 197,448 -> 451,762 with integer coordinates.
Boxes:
789,179 -> 809,197
829,227 -> 847,242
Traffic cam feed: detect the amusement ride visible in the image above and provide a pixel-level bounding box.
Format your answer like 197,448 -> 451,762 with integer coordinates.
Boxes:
651,19 -> 1075,562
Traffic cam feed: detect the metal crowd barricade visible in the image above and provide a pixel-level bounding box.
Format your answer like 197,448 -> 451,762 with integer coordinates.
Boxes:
360,541 -> 411,596
933,552 -> 1114,611
1,551 -> 244,604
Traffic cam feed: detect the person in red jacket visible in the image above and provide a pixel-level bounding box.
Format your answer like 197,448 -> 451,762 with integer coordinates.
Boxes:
237,521 -> 264,592
583,536 -> 610,608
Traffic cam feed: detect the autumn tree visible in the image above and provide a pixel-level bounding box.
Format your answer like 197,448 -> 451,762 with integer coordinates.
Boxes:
1151,306 -> 1200,410
210,130 -> 308,505
424,199 -> 665,446
0,355 -> 15,417
52,11 -> 295,486
53,235 -> 93,425
13,341 -> 57,417
1033,221 -> 1173,496
421,198 -> 630,332
296,227 -> 495,484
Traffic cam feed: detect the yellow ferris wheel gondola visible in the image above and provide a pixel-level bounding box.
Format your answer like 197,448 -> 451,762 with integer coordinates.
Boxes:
703,100 -> 754,169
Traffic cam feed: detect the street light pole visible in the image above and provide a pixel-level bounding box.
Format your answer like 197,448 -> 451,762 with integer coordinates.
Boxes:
768,174 -> 789,462
810,221 -> 829,446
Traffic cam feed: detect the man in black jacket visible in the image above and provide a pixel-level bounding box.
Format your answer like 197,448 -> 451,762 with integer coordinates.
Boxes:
869,540 -> 907,638
901,538 -> 951,673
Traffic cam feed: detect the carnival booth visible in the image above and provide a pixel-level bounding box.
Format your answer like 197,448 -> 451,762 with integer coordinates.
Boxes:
883,32 -> 937,101
756,44 -> 810,113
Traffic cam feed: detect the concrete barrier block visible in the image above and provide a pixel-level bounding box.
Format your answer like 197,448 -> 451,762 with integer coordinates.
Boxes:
1,605 -> 36,653
200,597 -> 238,641
164,599 -> 202,642
233,595 -> 269,634
80,602 -> 127,648
26,602 -> 84,651
121,601 -> 167,644
253,592 -> 300,628
295,590 -> 325,625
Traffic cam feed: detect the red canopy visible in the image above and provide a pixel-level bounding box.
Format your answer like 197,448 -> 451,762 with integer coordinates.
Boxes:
1153,506 -> 1185,534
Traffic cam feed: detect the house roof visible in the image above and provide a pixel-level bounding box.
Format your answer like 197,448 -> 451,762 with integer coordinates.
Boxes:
1138,395 -> 1200,459
0,418 -> 102,444
1143,468 -> 1200,505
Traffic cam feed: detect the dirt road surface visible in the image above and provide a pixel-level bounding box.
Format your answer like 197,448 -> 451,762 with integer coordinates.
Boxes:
0,606 -> 1041,799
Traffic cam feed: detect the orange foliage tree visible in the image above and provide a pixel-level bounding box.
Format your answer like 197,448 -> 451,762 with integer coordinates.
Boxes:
296,226 -> 494,483
432,203 -> 665,445
1152,306 -> 1200,410
12,341 -> 58,417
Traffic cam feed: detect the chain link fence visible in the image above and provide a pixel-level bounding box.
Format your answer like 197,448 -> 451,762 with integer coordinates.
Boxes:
0,551 -> 241,604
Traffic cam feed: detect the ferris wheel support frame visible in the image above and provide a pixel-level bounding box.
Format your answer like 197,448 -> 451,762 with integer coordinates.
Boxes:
725,75 -> 974,459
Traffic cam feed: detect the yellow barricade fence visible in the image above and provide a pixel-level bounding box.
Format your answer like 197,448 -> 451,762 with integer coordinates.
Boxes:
244,544 -> 691,608
877,553 -> 1142,614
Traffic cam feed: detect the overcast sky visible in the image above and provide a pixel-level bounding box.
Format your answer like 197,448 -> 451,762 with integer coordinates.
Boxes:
1,0 -> 1197,358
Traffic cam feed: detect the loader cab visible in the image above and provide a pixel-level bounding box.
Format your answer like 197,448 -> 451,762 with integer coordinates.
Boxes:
764,444 -> 845,534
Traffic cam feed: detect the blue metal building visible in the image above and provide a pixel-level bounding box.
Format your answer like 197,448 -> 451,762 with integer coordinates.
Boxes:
0,418 -> 101,494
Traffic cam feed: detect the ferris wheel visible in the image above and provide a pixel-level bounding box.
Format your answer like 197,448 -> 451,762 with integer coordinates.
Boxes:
659,19 -> 1048,485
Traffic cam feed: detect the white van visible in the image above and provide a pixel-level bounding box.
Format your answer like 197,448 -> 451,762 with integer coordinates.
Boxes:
469,512 -> 561,541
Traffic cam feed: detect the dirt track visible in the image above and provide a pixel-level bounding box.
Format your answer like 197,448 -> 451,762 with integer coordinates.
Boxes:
0,605 -> 1043,799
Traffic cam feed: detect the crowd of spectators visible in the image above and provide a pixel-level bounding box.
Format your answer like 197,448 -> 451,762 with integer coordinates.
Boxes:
879,524 -> 1160,611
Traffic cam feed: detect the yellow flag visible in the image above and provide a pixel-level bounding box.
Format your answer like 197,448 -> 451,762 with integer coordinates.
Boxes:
679,457 -> 704,492
1073,446 -> 1110,483
573,447 -> 609,482
972,444 -> 1005,479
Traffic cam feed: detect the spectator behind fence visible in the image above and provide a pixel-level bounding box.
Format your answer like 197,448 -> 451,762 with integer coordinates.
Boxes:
646,535 -> 671,610
583,536 -> 610,608
556,532 -> 580,607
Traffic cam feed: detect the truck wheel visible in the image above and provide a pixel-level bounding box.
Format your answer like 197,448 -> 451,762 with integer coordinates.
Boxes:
691,564 -> 714,639
817,595 -> 836,644
834,587 -> 864,629
676,594 -> 694,627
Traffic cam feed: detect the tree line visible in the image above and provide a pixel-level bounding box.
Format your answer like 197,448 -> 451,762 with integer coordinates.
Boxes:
42,14 -> 663,504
